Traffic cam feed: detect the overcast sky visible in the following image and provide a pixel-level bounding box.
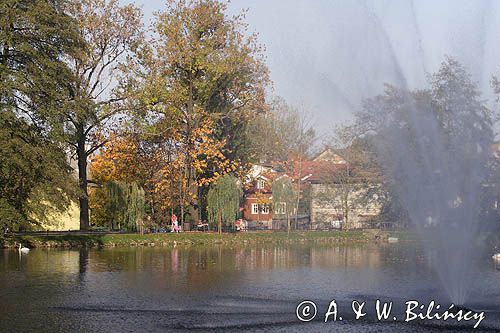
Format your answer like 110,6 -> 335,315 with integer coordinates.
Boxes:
126,0 -> 500,135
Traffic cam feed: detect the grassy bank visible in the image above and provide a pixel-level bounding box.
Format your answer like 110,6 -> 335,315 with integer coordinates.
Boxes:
387,230 -> 420,241
3,230 -> 374,249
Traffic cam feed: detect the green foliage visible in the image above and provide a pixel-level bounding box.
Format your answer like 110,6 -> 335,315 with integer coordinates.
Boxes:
106,181 -> 125,230
207,175 -> 242,230
272,176 -> 296,216
359,57 -> 494,157
0,0 -> 83,231
247,97 -> 316,162
355,57 -> 496,225
125,182 -> 146,231
89,185 -> 110,228
0,0 -> 83,136
134,0 -> 269,225
297,184 -> 312,216
0,111 -> 75,230
106,181 -> 145,231
4,230 -> 369,248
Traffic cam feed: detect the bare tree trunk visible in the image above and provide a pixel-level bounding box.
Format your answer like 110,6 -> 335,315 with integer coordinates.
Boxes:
287,213 -> 290,236
340,164 -> 351,231
77,131 -> 89,231
342,191 -> 349,231
180,205 -> 184,229
183,74 -> 195,227
294,156 -> 303,230
218,212 -> 222,234
343,208 -> 349,230
179,165 -> 185,227
137,218 -> 143,235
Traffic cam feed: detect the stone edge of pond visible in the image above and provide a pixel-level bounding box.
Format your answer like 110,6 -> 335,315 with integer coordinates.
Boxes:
1,231 -> 393,249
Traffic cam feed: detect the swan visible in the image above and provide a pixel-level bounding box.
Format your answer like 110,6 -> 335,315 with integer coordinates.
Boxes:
18,243 -> 30,254
492,253 -> 500,260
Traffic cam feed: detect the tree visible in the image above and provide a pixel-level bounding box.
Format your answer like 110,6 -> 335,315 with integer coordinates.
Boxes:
207,175 -> 242,234
89,118 -> 237,227
248,97 -> 316,228
354,57 -> 497,304
64,0 -> 144,230
0,111 -> 76,230
315,137 -> 382,230
272,176 -> 296,235
354,57 -> 495,227
0,0 -> 83,231
1,0 -> 83,132
105,181 -> 145,231
247,97 -> 316,163
125,182 -> 146,233
135,0 -> 269,224
89,132 -> 166,226
106,181 -> 125,230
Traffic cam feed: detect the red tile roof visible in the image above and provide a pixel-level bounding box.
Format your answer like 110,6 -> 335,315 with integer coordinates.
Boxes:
280,160 -> 348,183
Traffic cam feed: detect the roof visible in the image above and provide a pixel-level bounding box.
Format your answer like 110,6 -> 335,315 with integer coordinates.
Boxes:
296,160 -> 348,183
312,148 -> 347,164
275,159 -> 348,184
246,164 -> 278,180
244,148 -> 352,190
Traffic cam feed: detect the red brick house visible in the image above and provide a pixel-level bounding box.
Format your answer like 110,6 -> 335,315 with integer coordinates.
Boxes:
241,148 -> 352,230
242,171 -> 275,229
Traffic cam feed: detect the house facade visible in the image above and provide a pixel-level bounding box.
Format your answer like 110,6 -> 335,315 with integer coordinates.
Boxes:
310,183 -> 383,229
241,148 -> 384,230
241,166 -> 275,229
308,148 -> 384,229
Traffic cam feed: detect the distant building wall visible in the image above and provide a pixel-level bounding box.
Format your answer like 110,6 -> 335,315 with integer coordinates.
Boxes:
40,201 -> 80,231
242,195 -> 273,229
35,149 -> 85,231
311,183 -> 383,229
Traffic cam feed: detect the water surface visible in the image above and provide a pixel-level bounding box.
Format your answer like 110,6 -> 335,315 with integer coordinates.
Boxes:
1,243 -> 499,332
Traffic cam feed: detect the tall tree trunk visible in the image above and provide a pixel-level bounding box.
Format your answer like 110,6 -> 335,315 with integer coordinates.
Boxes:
218,212 -> 222,234
342,194 -> 349,231
294,156 -> 303,230
77,133 -> 89,230
287,213 -> 290,236
187,170 -> 198,224
182,73 -> 195,226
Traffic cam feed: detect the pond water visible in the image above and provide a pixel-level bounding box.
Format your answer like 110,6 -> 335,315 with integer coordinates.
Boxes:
1,242 -> 500,332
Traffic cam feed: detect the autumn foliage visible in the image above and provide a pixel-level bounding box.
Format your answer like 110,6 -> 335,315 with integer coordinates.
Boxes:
90,116 -> 243,227
88,0 -> 269,228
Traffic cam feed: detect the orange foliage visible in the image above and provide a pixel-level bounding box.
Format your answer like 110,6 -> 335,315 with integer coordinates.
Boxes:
90,117 -> 240,217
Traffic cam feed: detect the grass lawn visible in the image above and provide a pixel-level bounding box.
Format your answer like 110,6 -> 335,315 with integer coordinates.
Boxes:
3,230 -> 371,248
387,229 -> 420,241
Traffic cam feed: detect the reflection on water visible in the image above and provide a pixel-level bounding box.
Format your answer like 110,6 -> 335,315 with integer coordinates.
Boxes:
1,243 -> 499,332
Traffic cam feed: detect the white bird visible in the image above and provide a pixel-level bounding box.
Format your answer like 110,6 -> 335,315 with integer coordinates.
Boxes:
492,253 -> 500,260
18,243 -> 30,254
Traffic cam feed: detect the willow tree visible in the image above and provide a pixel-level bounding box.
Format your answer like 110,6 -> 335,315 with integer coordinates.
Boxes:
106,181 -> 145,231
207,175 -> 242,234
123,182 -> 146,233
106,181 -> 125,230
272,176 -> 296,235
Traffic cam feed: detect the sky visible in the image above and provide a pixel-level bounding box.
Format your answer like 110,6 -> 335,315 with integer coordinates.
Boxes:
125,0 -> 500,135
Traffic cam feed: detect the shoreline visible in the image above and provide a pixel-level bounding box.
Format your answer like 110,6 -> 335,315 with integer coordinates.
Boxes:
1,230 -> 393,249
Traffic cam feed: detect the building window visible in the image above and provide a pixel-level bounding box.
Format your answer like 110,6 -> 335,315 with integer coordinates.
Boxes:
274,202 -> 286,215
257,179 -> 265,189
261,205 -> 269,214
251,203 -> 259,214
